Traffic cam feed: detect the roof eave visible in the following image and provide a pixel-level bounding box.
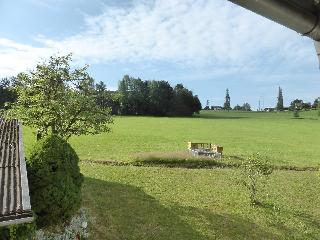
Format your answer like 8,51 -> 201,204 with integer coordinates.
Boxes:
0,216 -> 33,227
18,122 -> 32,211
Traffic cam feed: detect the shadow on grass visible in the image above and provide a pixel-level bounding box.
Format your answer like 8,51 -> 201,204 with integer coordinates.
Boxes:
83,177 -> 278,240
134,157 -> 239,169
291,117 -> 320,121
82,156 -> 318,172
257,201 -> 320,234
173,205 -> 279,240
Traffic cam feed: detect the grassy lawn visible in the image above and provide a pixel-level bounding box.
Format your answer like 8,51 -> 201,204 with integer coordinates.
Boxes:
22,110 -> 320,239
23,110 -> 320,167
81,164 -> 320,240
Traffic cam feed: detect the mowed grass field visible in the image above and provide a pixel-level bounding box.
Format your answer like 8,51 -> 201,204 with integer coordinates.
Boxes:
23,110 -> 320,239
81,164 -> 320,240
24,110 -> 320,167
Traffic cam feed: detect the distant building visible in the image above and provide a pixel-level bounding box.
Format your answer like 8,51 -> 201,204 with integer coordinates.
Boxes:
211,106 -> 223,111
264,108 -> 275,112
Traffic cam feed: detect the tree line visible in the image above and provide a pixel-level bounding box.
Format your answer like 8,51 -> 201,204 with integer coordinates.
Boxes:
2,68 -> 318,117
276,87 -> 319,111
204,87 -> 319,112
96,75 -> 202,116
0,77 -> 17,109
1,74 -> 202,118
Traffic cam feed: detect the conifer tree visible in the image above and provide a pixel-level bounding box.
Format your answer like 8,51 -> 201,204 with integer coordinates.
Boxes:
276,87 -> 284,111
224,88 -> 231,110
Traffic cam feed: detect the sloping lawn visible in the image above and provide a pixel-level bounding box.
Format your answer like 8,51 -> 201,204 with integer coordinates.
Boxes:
81,164 -> 320,240
21,111 -> 320,239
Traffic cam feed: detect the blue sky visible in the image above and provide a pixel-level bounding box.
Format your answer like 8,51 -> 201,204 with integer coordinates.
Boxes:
0,0 -> 319,109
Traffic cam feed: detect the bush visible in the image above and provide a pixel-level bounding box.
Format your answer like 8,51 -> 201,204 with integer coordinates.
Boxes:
0,222 -> 36,240
240,153 -> 273,205
27,135 -> 83,227
35,209 -> 89,240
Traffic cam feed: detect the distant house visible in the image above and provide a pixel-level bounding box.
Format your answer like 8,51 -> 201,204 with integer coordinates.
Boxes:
211,106 -> 223,111
0,119 -> 33,227
264,108 -> 275,112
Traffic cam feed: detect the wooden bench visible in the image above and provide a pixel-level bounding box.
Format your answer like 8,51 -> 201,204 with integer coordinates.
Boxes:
187,142 -> 223,157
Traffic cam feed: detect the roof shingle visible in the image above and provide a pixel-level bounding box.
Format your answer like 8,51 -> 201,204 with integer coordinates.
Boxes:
0,119 -> 33,226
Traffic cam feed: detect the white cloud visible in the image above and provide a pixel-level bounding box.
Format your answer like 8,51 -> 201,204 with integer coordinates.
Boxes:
44,0 -> 314,66
0,0 -> 317,77
0,38 -> 54,77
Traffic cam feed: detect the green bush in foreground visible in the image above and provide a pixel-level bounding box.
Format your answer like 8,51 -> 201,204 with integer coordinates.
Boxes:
0,222 -> 36,240
35,209 -> 89,240
240,153 -> 273,205
27,135 -> 83,227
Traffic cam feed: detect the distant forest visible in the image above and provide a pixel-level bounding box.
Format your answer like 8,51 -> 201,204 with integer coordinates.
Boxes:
0,75 -> 202,117
1,77 -> 318,116
98,75 -> 202,116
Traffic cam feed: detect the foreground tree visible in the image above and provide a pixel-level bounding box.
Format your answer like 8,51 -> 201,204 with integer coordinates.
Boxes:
276,87 -> 284,111
6,54 -> 113,140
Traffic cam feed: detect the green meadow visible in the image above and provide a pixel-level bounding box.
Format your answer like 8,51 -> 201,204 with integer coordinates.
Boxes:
81,165 -> 320,240
24,110 -> 320,167
23,110 -> 320,239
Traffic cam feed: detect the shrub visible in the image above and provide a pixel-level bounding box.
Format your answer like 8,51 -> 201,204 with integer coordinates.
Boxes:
35,209 -> 89,240
27,135 -> 83,227
0,222 -> 36,240
293,110 -> 300,118
240,153 -> 273,205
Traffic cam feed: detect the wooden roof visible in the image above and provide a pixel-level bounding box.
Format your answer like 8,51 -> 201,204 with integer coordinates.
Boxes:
0,119 -> 33,226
